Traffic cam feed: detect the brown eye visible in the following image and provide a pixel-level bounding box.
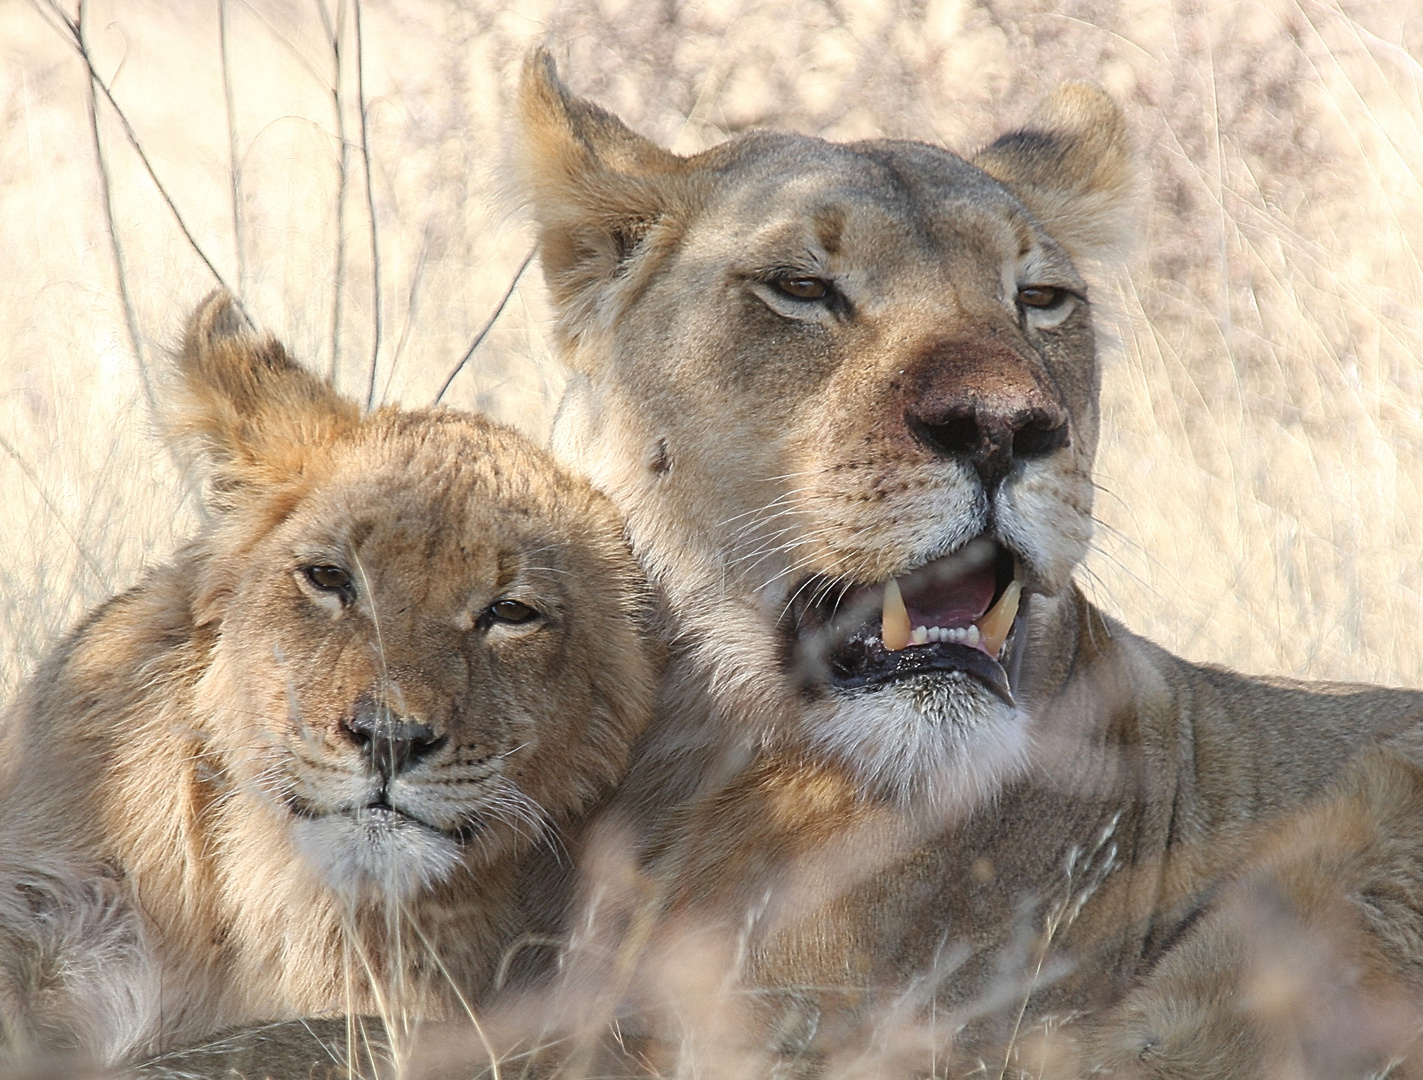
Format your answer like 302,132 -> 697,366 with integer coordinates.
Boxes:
776,277 -> 829,301
304,565 -> 353,594
1017,286 -> 1065,309
489,599 -> 539,625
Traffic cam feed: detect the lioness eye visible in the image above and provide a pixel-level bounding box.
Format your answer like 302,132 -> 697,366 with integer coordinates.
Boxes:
489,599 -> 539,625
776,277 -> 829,301
1017,286 -> 1064,308
304,565 -> 353,594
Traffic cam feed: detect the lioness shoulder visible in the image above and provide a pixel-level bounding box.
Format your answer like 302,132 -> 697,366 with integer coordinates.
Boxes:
0,293 -> 656,1069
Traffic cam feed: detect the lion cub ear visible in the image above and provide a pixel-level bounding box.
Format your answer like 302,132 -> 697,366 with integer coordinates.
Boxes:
518,49 -> 698,349
973,84 -> 1133,263
162,291 -> 360,511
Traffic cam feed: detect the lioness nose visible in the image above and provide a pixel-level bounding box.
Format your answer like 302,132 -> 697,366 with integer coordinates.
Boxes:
901,337 -> 1070,491
908,400 -> 1069,491
342,699 -> 444,777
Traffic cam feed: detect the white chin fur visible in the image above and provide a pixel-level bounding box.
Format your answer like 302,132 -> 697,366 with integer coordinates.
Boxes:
802,675 -> 1030,821
292,810 -> 462,903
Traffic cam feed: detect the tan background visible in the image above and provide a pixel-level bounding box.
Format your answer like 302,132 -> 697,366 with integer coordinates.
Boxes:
2,0 -> 1421,701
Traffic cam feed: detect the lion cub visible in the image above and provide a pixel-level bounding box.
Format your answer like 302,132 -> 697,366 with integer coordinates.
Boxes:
0,293 -> 656,1069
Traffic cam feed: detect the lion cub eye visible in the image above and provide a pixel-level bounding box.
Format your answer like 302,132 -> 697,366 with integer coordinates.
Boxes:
776,277 -> 830,301
488,599 -> 539,625
303,565 -> 354,596
1017,286 -> 1065,309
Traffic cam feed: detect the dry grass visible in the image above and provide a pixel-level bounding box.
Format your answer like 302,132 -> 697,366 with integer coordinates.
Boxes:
2,0 -> 1423,1073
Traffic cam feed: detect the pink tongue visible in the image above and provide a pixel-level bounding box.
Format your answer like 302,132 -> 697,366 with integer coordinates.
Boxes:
903,560 -> 996,629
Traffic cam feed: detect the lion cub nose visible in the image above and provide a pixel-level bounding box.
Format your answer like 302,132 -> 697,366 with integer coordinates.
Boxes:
342,698 -> 445,777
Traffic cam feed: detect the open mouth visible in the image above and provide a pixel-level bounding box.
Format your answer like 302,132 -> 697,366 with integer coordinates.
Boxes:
787,537 -> 1025,704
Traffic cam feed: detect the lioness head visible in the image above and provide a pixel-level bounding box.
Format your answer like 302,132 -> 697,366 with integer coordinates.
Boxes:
521,54 -> 1130,812
166,293 -> 654,902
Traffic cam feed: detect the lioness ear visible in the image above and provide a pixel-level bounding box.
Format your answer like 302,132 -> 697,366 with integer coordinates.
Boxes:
163,291 -> 360,510
518,50 -> 698,347
973,84 -> 1133,262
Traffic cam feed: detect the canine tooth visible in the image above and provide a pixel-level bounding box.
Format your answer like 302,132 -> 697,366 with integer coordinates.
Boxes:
977,579 -> 1022,658
882,578 -> 911,651
911,625 -> 929,646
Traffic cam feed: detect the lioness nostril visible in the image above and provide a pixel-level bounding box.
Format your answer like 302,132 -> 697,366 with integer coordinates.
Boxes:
1012,416 -> 1069,458
910,411 -> 980,458
908,399 -> 1068,490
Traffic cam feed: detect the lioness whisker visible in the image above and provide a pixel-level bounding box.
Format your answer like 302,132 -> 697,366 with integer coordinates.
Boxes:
755,539 -> 860,599
714,484 -> 821,530
775,553 -> 861,626
735,524 -> 853,571
725,518 -> 845,561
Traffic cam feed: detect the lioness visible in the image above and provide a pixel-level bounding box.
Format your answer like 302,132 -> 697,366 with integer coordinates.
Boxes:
0,294 -> 655,1070
517,53 -> 1423,1075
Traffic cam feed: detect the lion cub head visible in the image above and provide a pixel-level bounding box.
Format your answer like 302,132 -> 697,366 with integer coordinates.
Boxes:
166,293 -> 654,902
0,293 -> 657,1059
520,54 -> 1131,815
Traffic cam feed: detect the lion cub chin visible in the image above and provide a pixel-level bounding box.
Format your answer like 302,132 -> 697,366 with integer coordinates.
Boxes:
0,293 -> 656,1068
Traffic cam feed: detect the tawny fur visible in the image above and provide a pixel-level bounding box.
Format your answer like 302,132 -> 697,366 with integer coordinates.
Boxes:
511,52 -> 1423,1078
1082,728 -> 1423,1079
0,294 -> 656,1069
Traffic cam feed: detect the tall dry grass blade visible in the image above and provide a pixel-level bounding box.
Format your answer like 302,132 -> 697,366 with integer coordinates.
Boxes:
317,0 -> 350,385
83,55 -> 151,406
385,225 -> 433,404
353,0 -> 383,412
219,0 -> 245,300
401,904 -> 504,1080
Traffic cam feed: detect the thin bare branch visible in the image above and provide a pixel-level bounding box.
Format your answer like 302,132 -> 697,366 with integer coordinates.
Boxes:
382,225 -> 434,405
219,0 -> 246,299
434,248 -> 537,405
353,0 -> 383,411
41,0 -> 247,311
75,0 -> 152,410
318,0 -> 350,384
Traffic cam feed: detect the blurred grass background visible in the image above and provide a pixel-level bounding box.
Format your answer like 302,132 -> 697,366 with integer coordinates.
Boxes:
2,0 -> 1421,703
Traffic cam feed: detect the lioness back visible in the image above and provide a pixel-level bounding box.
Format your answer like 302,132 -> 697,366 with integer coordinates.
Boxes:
0,293 -> 656,1069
